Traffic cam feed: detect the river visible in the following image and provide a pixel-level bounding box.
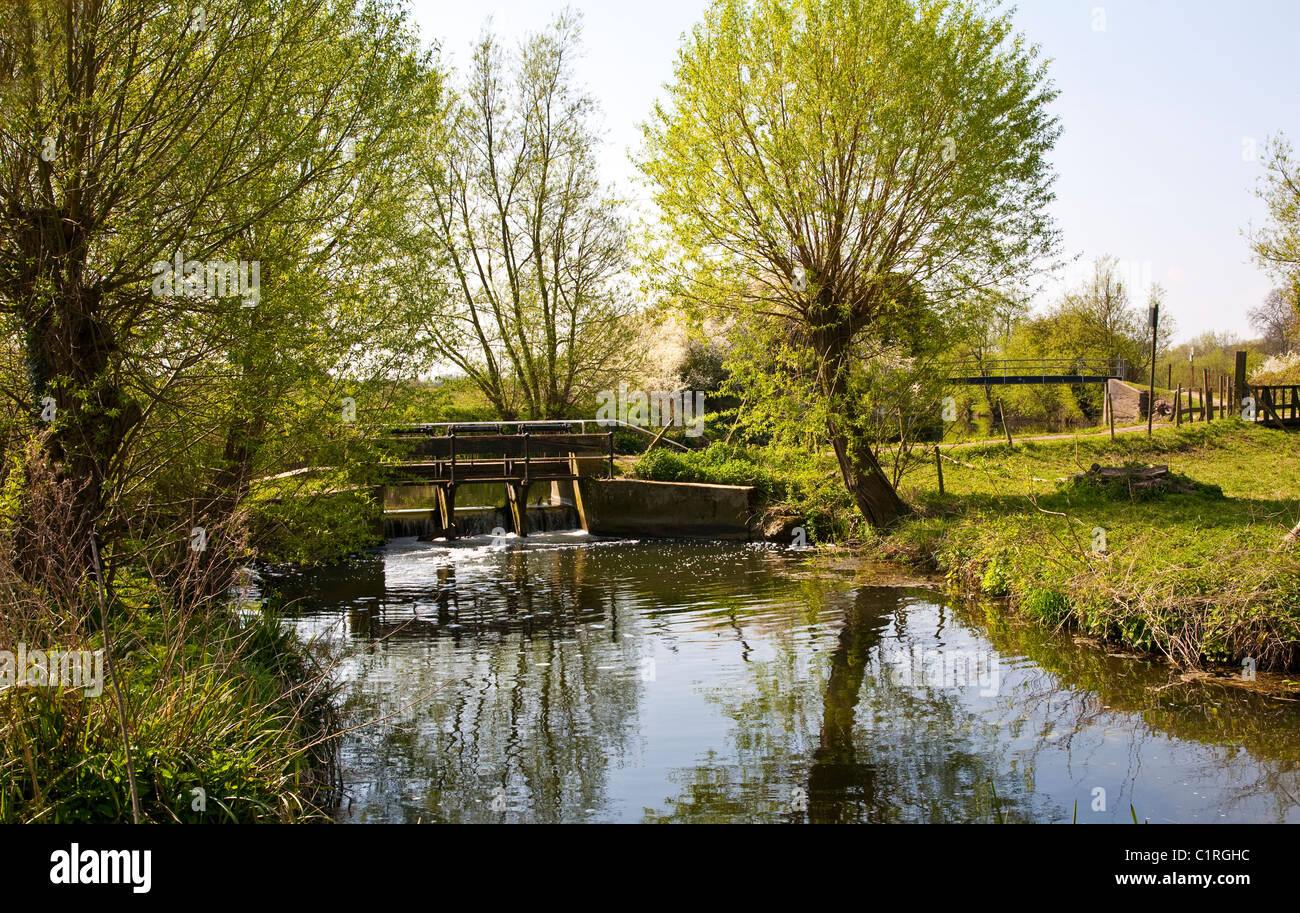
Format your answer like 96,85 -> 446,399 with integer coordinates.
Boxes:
260,532 -> 1300,823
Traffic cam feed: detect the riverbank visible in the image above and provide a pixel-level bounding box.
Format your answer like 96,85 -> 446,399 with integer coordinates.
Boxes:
878,422 -> 1300,672
633,423 -> 1300,672
0,557 -> 338,822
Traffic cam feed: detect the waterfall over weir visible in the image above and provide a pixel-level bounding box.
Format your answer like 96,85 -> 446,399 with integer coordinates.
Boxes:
383,504 -> 579,540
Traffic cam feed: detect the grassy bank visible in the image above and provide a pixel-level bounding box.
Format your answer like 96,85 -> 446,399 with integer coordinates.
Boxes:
884,422 -> 1300,672
633,423 -> 1300,672
0,556 -> 338,822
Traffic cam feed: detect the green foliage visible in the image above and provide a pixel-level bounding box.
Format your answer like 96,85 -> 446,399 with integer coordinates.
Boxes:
410,13 -> 643,419
248,484 -> 381,565
1022,589 -> 1070,623
639,0 -> 1061,525
0,600 -> 335,823
1249,134 -> 1300,296
979,554 -> 1013,597
632,442 -> 778,498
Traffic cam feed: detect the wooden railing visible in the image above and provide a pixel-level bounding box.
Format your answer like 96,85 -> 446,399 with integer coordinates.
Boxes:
1248,384 -> 1300,430
383,429 -> 615,484
379,424 -> 616,538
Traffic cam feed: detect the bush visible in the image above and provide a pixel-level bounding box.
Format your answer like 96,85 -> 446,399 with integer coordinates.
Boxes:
631,442 -> 778,498
1252,351 -> 1300,385
980,553 -> 1013,597
248,480 -> 381,565
1022,589 -> 1070,623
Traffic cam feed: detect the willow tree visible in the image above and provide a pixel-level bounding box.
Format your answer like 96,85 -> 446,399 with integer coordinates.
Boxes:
1250,134 -> 1300,305
0,0 -> 439,577
640,0 -> 1059,527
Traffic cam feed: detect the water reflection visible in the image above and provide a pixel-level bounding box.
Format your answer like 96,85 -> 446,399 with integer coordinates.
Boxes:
261,535 -> 1300,823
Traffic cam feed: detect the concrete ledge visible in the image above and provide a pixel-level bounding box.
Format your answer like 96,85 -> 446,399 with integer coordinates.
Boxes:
575,478 -> 755,539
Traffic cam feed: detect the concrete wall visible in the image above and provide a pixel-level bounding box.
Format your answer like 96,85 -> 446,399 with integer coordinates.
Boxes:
1107,379 -> 1143,423
575,478 -> 755,539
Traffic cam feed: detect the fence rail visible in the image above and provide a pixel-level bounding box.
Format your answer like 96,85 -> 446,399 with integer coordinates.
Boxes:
391,418 -> 691,451
946,357 -> 1126,385
1248,384 -> 1300,430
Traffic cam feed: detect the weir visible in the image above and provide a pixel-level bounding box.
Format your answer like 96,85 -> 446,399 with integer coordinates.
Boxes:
376,421 -> 758,542
379,422 -> 613,539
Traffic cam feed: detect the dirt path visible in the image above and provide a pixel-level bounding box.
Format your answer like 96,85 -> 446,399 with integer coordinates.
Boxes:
940,422 -> 1159,449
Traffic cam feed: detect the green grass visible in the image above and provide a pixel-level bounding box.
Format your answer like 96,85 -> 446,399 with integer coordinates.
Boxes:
879,422 -> 1300,672
0,572 -> 338,823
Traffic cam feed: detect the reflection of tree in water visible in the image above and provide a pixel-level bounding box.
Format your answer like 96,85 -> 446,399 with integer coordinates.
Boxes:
276,540 -> 1300,823
297,546 -> 649,822
966,601 -> 1300,823
646,586 -> 1054,823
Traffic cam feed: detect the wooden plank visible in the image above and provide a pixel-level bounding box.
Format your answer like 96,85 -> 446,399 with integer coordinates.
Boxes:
506,482 -> 530,537
1235,351 -> 1248,417
382,433 -> 611,459
1256,387 -> 1291,433
437,484 -> 457,540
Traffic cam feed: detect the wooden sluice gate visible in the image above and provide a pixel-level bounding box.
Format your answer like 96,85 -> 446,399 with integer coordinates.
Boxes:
382,422 -> 615,538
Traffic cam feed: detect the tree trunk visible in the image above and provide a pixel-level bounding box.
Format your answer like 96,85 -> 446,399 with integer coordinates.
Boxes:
811,322 -> 909,530
826,419 -> 908,528
16,268 -> 140,579
807,588 -> 886,823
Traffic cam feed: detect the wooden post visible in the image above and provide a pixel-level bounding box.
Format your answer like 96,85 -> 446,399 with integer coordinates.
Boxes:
438,484 -> 457,540
568,452 -> 589,532
506,481 -> 530,536
1203,368 -> 1212,422
449,430 -> 457,485
1106,381 -> 1115,440
1235,351 -> 1248,419
1147,302 -> 1159,438
1175,384 -> 1182,427
934,445 -> 945,494
607,431 -> 615,479
1166,363 -> 1171,390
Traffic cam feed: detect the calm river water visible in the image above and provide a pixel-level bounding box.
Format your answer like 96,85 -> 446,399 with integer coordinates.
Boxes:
261,533 -> 1300,823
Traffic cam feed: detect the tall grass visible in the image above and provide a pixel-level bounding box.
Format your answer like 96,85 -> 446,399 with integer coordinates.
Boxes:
0,453 -> 338,822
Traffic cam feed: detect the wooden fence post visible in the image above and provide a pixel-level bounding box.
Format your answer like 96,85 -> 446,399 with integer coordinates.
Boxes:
1107,382 -> 1115,440
1235,351 -> 1248,419
1175,384 -> 1182,427
934,446 -> 945,495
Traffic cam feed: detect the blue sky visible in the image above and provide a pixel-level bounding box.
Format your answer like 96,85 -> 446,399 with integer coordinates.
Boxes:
406,0 -> 1300,342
